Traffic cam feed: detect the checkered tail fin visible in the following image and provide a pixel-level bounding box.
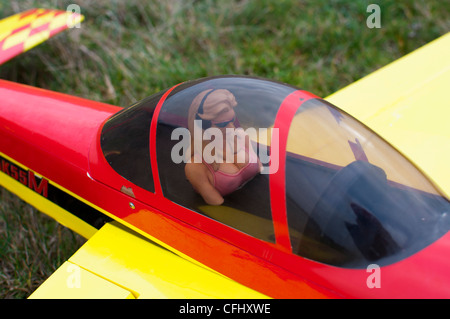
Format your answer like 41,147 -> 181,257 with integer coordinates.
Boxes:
0,8 -> 84,65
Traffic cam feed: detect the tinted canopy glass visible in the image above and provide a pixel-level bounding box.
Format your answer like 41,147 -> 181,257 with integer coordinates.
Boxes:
156,76 -> 297,241
99,75 -> 450,269
285,98 -> 450,268
100,90 -> 167,192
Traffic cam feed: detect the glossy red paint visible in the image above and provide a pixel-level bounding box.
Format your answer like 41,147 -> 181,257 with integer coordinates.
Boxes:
0,79 -> 120,171
270,90 -> 319,251
1,79 -> 449,298
150,83 -> 182,196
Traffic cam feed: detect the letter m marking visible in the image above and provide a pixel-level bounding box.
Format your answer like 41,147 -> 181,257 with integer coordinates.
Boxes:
28,171 -> 48,198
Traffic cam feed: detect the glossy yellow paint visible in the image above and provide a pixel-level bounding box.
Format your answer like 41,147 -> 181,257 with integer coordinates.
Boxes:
0,152 -> 97,239
29,261 -> 135,299
326,32 -> 450,198
30,221 -> 269,299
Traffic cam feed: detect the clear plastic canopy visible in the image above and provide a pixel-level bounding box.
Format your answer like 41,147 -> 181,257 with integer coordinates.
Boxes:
100,76 -> 450,268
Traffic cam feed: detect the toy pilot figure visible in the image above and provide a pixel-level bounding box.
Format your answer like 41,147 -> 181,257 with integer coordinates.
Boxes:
185,89 -> 261,205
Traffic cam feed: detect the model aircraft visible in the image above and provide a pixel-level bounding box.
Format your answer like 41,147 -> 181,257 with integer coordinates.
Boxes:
1,9 -> 449,299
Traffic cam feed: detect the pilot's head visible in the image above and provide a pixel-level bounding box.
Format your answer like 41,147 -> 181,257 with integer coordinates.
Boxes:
189,89 -> 237,131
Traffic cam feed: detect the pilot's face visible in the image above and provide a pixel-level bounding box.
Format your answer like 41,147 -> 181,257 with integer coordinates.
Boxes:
211,107 -> 236,130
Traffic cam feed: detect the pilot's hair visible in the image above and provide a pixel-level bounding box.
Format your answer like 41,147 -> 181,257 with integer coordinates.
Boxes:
187,89 -> 237,158
187,89 -> 236,131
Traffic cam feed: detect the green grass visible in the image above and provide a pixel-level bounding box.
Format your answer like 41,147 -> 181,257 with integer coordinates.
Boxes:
0,0 -> 449,298
0,189 -> 85,298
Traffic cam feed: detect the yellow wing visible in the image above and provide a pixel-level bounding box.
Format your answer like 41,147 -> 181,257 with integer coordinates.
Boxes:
29,221 -> 269,299
0,8 -> 84,65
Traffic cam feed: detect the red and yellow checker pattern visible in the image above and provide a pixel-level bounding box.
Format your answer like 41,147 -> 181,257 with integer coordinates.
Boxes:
0,8 -> 84,65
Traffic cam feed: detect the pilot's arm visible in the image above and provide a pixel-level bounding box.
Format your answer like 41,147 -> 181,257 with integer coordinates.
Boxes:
185,161 -> 224,206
